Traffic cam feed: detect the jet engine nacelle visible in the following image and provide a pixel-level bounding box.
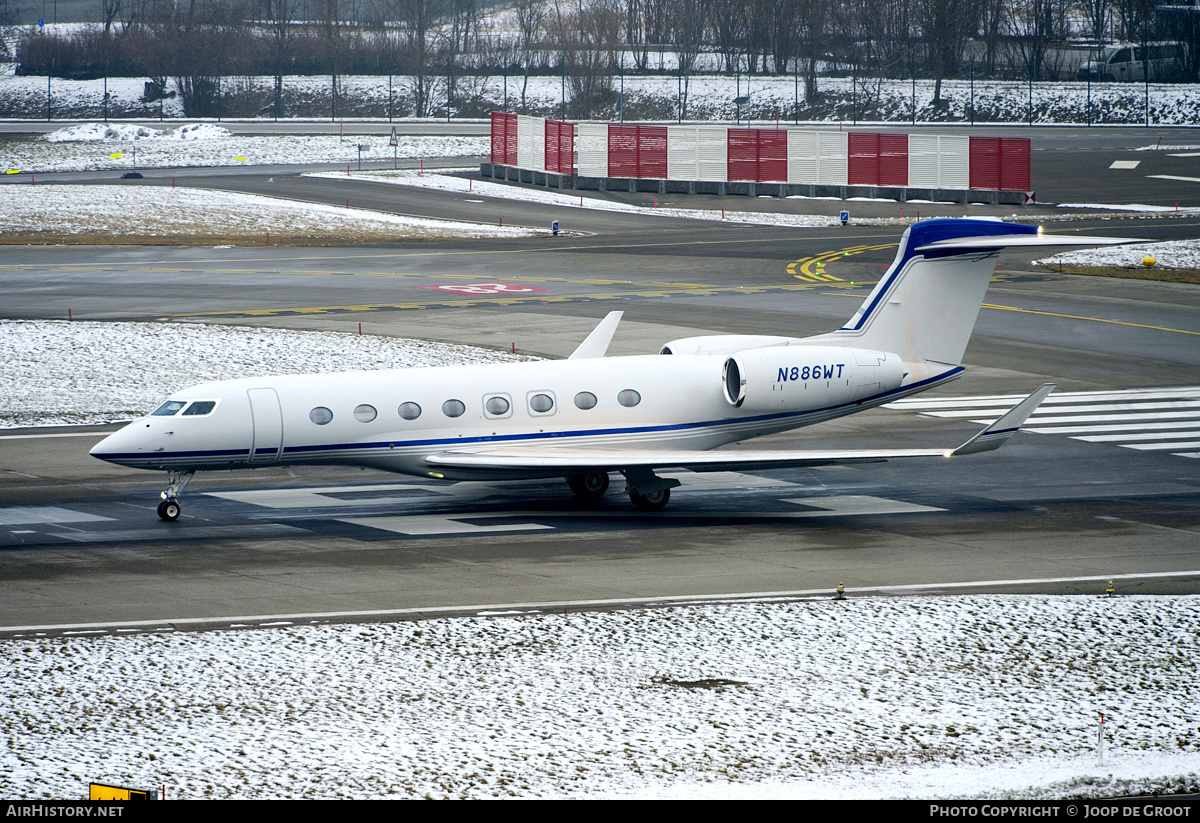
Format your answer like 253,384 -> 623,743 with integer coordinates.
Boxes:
722,345 -> 907,411
660,334 -> 796,356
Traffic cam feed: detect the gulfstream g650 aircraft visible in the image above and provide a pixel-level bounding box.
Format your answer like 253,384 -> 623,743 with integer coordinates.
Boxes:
91,219 -> 1132,521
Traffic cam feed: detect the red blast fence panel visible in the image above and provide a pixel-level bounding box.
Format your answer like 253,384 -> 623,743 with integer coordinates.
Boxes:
848,133 -> 908,186
545,120 -> 574,174
728,129 -> 788,182
969,137 -> 1030,191
609,125 -> 668,178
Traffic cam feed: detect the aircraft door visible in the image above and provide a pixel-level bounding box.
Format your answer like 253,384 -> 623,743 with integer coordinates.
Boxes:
247,388 -> 283,463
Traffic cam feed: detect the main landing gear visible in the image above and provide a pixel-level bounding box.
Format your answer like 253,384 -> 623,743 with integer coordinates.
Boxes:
567,472 -> 610,498
564,470 -> 677,509
157,469 -> 193,521
621,467 -> 680,511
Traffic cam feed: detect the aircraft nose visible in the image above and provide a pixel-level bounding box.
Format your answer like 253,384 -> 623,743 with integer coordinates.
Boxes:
90,423 -> 143,464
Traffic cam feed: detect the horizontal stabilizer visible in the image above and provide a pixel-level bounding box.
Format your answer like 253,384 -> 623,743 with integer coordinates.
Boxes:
915,233 -> 1138,253
951,383 -> 1056,456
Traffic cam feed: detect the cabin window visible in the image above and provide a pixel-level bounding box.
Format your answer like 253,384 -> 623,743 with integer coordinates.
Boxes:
617,389 -> 642,408
151,400 -> 187,416
181,400 -> 217,416
309,406 -> 334,425
529,393 -> 555,414
398,402 -> 421,421
574,391 -> 598,410
442,399 -> 466,418
354,404 -> 377,423
484,395 -> 511,417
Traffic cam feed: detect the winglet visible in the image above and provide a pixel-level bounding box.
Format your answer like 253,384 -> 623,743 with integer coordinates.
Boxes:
567,311 -> 623,359
950,383 -> 1056,456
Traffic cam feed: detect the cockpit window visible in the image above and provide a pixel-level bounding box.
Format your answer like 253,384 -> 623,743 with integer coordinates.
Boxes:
151,400 -> 187,416
181,401 -> 217,416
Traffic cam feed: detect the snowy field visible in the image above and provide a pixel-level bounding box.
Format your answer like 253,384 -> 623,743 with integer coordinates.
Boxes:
1036,240 -> 1200,270
1,121 -> 488,173
0,320 -> 526,427
0,183 -> 543,243
0,182 -> 543,243
2,69 -> 1199,126
2,596 -> 1197,799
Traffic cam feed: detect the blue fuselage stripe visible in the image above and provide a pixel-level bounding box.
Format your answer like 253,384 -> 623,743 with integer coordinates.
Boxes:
95,368 -> 964,464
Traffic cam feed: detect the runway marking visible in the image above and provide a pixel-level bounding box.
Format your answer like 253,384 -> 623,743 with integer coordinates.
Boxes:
0,431 -> 111,440
980,302 -> 1200,337
1148,174 -> 1200,184
339,515 -> 553,536
781,495 -> 943,516
887,386 -> 1200,460
788,243 -> 894,282
0,506 -> 113,525
206,483 -> 457,508
169,282 -> 834,318
1109,160 -> 1141,169
1077,429 -> 1200,442
5,570 -> 1198,636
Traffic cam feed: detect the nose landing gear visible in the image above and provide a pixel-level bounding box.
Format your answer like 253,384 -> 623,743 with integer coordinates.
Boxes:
158,470 -> 194,521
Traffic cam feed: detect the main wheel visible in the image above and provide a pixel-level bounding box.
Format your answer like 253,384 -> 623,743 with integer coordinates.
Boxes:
157,499 -> 181,521
567,472 -> 610,498
629,488 -> 670,510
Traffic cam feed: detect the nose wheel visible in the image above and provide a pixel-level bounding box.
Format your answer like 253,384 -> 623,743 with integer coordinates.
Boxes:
157,469 -> 193,521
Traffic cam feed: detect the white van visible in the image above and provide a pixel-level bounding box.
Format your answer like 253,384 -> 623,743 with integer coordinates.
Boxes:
1076,43 -> 1183,81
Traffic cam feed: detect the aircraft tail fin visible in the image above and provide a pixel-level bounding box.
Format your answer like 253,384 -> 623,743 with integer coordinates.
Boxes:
826,220 -> 1135,367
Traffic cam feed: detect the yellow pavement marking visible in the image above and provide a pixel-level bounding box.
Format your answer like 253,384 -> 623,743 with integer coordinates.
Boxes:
170,283 -> 830,318
789,243 -> 895,282
981,303 -> 1200,336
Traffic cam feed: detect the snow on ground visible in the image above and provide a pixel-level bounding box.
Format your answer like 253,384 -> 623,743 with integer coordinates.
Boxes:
4,71 -> 1200,126
2,124 -> 488,173
1,595 -> 1196,799
45,122 -> 235,142
1036,237 -> 1200,270
0,184 -> 544,243
313,167 -> 865,228
0,320 -> 527,427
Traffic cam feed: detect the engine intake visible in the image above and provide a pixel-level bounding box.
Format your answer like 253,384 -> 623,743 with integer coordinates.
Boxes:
722,346 -> 907,412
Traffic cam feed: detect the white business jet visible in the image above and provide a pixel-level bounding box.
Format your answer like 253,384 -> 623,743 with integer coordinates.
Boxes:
91,219 -> 1133,521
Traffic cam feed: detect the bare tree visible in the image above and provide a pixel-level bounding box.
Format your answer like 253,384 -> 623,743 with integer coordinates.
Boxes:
260,0 -> 300,118
796,0 -> 829,100
396,0 -> 445,117
550,0 -> 620,118
513,0 -> 547,111
1007,0 -> 1070,80
920,0 -> 976,104
671,0 -> 706,118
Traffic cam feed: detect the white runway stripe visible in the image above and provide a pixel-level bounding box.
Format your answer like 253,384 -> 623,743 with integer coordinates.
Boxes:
886,387 -> 1200,409
890,386 -> 1200,460
1124,440 -> 1200,451
1024,421 -> 1200,434
1076,429 -> 1200,442
947,411 -> 1200,426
